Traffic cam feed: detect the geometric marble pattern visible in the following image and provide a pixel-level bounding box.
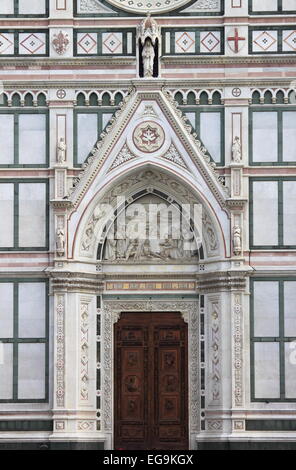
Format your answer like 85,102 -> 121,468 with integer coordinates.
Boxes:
19,33 -> 46,55
0,33 -> 14,55
200,31 -> 221,53
175,31 -> 195,53
283,30 -> 296,52
77,32 -> 98,55
252,30 -> 278,52
102,32 -> 123,54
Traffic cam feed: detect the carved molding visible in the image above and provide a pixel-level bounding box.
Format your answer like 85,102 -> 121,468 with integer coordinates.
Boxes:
101,299 -> 199,437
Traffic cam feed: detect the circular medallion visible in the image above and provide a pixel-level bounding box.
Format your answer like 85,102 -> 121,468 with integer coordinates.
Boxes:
56,89 -> 66,99
133,121 -> 165,153
232,87 -> 242,98
105,0 -> 192,14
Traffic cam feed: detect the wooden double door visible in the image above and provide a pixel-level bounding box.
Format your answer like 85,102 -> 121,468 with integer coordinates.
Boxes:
114,312 -> 188,450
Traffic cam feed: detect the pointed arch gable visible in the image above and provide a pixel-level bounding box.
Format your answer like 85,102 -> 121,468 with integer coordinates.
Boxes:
69,163 -> 229,262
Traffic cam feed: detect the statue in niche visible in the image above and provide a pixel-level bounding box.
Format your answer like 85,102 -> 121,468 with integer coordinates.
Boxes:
138,14 -> 160,78
56,227 -> 65,256
233,225 -> 242,256
232,136 -> 242,163
142,38 -> 155,78
57,137 -> 67,164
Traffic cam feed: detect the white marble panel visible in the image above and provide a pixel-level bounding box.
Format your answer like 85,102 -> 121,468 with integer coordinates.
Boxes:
252,112 -> 278,162
19,114 -> 46,164
185,112 -> 196,128
283,0 -> 296,10
0,0 -> 14,14
0,183 -> 14,247
0,283 -> 13,338
18,343 -> 45,399
285,343 -> 296,398
283,181 -> 296,245
18,0 -> 46,14
102,113 -> 113,129
0,115 -> 14,164
18,183 -> 46,247
283,112 -> 296,161
254,342 -> 280,399
19,283 -> 46,338
77,113 -> 98,164
253,181 -> 278,246
284,282 -> 296,336
0,344 -> 13,399
253,281 -> 279,337
200,112 -> 221,163
252,0 -> 278,11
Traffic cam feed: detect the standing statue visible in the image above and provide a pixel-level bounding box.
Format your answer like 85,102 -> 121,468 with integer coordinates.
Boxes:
233,225 -> 242,256
232,136 -> 242,163
137,14 -> 160,78
57,137 -> 67,164
56,227 -> 65,256
142,38 -> 155,78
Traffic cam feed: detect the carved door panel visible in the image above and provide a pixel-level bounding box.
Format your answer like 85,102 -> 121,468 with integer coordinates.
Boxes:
114,312 -> 188,450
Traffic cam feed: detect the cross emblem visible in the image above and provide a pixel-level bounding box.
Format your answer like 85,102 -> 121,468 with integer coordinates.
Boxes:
227,28 -> 245,53
56,89 -> 66,99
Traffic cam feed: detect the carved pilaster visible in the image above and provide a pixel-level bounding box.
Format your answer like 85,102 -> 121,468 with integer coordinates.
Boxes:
207,295 -> 222,406
54,293 -> 66,408
232,292 -> 244,407
79,296 -> 92,404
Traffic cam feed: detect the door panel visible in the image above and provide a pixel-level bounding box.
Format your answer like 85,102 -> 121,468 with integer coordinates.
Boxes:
114,312 -> 188,450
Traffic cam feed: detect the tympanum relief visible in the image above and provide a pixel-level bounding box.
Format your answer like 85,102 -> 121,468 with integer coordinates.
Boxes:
103,194 -> 200,263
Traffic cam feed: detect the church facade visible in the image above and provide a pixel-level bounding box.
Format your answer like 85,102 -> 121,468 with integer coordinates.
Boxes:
0,0 -> 296,450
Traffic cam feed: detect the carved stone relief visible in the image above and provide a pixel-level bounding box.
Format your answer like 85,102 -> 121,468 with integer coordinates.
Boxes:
56,294 -> 65,407
80,297 -> 92,403
208,296 -> 221,405
233,293 -> 244,407
79,169 -> 220,260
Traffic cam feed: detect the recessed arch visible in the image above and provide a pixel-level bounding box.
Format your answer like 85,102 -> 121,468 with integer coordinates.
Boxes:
70,163 -> 228,262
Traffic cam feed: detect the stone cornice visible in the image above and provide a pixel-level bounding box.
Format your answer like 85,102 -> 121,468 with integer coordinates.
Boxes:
197,271 -> 248,292
226,198 -> 248,211
50,271 -> 104,293
51,199 -> 74,210
162,55 -> 296,66
0,57 -> 136,67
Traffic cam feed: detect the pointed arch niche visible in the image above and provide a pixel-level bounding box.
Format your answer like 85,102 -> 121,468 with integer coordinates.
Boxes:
72,164 -> 228,266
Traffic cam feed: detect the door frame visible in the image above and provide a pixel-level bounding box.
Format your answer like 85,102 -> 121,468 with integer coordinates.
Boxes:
100,299 -> 199,450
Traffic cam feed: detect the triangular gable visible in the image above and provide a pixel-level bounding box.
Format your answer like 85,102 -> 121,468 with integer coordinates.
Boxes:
68,86 -> 229,209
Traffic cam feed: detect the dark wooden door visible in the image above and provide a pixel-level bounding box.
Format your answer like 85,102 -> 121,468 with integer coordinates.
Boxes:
114,312 -> 188,450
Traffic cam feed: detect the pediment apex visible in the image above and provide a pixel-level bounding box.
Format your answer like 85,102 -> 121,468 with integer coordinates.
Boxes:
68,85 -> 228,209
